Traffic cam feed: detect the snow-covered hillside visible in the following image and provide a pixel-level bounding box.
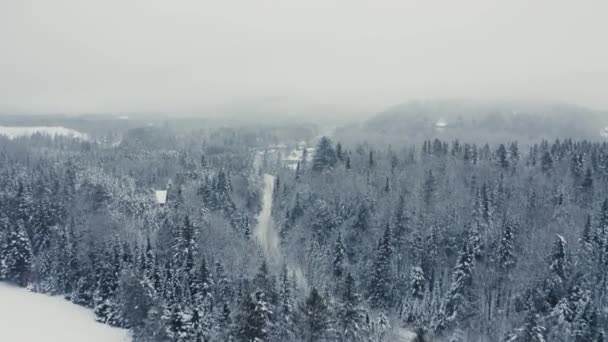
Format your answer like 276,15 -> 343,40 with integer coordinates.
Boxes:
0,126 -> 88,140
0,282 -> 130,342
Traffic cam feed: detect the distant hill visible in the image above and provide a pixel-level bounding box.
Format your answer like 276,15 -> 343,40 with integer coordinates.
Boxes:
353,100 -> 608,144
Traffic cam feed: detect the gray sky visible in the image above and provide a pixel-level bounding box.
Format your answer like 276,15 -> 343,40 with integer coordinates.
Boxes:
1,0 -> 607,115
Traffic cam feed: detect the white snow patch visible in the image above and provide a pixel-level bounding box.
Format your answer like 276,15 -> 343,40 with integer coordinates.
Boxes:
0,126 -> 88,140
155,190 -> 167,204
0,282 -> 130,342
396,328 -> 417,342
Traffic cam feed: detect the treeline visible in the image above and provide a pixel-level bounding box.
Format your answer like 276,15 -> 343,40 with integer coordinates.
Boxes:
2,123 -> 608,341
271,136 -> 608,341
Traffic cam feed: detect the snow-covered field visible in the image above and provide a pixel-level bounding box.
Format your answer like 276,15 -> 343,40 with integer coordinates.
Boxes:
0,126 -> 88,140
0,282 -> 130,342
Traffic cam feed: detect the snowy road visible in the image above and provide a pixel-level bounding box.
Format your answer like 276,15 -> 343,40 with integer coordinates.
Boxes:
0,282 -> 130,342
255,174 -> 280,259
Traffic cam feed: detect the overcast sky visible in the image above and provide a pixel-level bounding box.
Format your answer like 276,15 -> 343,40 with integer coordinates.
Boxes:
1,0 -> 607,115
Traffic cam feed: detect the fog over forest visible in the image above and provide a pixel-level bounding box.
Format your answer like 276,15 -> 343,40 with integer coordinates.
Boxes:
1,1 -> 608,342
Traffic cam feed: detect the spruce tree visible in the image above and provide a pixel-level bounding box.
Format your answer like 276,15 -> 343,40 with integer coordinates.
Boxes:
369,223 -> 393,309
498,222 -> 517,275
333,232 -> 346,279
299,287 -> 330,342
236,290 -> 273,342
541,151 -> 553,174
278,263 -> 296,341
94,243 -> 122,326
1,219 -> 33,286
312,136 -> 337,173
496,144 -> 510,170
336,142 -> 344,161
337,273 -> 366,342
435,240 -> 475,333
546,235 -> 569,307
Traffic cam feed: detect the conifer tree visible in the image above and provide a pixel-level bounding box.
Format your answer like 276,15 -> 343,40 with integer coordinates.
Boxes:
295,161 -> 302,181
337,273 -> 366,342
236,290 -> 274,342
1,219 -> 32,286
278,263 -> 296,341
546,235 -> 570,307
541,151 -> 554,174
435,240 -> 475,333
509,142 -> 520,166
383,177 -> 391,193
312,136 -> 337,173
94,243 -> 122,326
507,310 -> 546,342
333,232 -> 346,279
496,144 -> 510,170
411,266 -> 426,300
369,223 -> 393,309
336,142 -> 344,161
299,287 -> 331,342
498,222 -> 517,275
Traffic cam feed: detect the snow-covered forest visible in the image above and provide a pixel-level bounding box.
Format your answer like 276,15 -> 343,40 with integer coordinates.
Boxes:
1,112 -> 607,342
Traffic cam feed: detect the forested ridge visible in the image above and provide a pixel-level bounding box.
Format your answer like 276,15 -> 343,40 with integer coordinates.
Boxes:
1,124 -> 608,341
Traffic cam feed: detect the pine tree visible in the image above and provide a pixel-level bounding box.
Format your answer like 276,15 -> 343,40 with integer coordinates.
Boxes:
333,232 -> 346,279
369,223 -> 393,309
507,310 -> 546,342
278,263 -> 296,341
236,290 -> 274,342
411,266 -> 426,300
541,151 -> 553,174
163,282 -> 193,342
498,222 -> 517,275
383,177 -> 391,193
253,259 -> 278,309
214,260 -> 230,307
496,144 -> 510,170
300,287 -> 330,342
579,215 -> 594,270
422,170 -> 437,209
546,235 -> 569,307
295,161 -> 302,181
1,219 -> 33,286
173,215 -> 197,275
509,142 -> 520,166
336,142 -> 344,161
312,136 -> 337,173
435,240 -> 475,333
94,242 -> 122,326
337,273 -> 366,342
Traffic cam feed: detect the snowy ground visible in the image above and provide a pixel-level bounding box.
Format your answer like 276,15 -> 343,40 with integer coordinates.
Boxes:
255,174 -> 280,259
0,282 -> 130,342
396,328 -> 417,342
254,173 -> 308,289
0,126 -> 88,140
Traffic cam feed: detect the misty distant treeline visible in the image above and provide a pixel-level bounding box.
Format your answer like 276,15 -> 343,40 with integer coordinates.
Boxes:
1,116 -> 608,341
340,101 -> 608,146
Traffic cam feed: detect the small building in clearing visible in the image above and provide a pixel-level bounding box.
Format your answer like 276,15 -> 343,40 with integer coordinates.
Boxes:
155,190 -> 167,206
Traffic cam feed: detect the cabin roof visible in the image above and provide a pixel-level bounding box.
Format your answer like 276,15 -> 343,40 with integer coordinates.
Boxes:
155,190 -> 167,204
